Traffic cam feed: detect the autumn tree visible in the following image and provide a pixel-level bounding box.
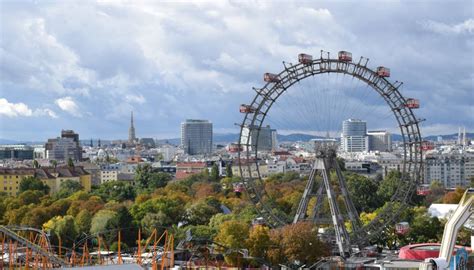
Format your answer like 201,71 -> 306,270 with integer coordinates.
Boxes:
43,215 -> 78,247
19,176 -> 50,194
214,220 -> 250,265
210,163 -> 220,182
246,225 -> 271,259
75,209 -> 93,235
442,187 -> 465,204
55,180 -> 83,199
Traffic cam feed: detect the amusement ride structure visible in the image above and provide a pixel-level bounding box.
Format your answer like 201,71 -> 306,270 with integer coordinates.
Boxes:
238,50 -> 424,256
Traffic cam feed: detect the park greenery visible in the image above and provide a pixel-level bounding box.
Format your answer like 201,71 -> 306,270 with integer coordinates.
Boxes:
0,163 -> 470,266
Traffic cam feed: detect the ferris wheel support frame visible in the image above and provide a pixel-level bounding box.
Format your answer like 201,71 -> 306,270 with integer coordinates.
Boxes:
237,51 -> 423,246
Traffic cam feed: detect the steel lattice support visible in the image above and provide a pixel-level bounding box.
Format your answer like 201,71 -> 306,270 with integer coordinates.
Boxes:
238,52 -> 423,246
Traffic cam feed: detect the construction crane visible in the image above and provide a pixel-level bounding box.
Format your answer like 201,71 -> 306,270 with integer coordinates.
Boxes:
420,190 -> 474,270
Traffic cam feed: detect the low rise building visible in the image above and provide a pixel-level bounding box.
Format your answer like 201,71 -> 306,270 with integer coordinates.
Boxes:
424,152 -> 474,188
176,162 -> 207,180
0,145 -> 34,160
0,166 -> 91,196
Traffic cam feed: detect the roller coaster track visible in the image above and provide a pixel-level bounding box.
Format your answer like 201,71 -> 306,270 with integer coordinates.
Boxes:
0,225 -> 69,267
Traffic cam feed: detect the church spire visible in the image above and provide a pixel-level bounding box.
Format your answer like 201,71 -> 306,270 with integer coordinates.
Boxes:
128,111 -> 136,143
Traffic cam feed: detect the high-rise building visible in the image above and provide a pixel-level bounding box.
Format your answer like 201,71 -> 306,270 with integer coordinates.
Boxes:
341,119 -> 368,152
128,111 -> 136,144
45,130 -> 82,161
241,125 -> 277,151
0,145 -> 34,160
181,119 -> 213,155
367,130 -> 392,152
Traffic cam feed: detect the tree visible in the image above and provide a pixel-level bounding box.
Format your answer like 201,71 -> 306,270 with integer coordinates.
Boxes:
376,171 -> 402,203
186,200 -> 221,225
405,207 -> 442,243
210,163 -> 219,182
214,220 -> 249,265
75,209 -> 93,235
43,215 -> 78,247
90,210 -> 117,235
268,222 -> 328,265
346,173 -> 381,212
92,181 -> 136,202
19,176 -> 50,194
226,163 -> 233,178
246,225 -> 271,259
50,160 -> 58,168
135,164 -> 171,190
67,158 -> 74,168
442,187 -> 465,204
33,160 -> 40,168
141,212 -> 172,237
55,180 -> 83,199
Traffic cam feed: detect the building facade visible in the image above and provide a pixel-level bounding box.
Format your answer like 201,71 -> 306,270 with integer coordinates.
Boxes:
45,130 -> 82,161
0,145 -> 34,160
424,152 -> 474,188
368,130 -> 392,152
341,119 -> 368,152
0,166 -> 91,196
240,125 -> 277,152
181,119 -> 213,155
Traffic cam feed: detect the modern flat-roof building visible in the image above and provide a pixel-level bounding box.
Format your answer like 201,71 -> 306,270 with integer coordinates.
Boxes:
341,119 -> 368,153
368,130 -> 392,152
181,119 -> 213,155
45,130 -> 82,161
240,125 -> 277,152
0,145 -> 34,160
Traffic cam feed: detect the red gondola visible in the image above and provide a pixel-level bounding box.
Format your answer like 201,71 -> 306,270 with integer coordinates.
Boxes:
405,98 -> 420,109
416,185 -> 431,196
395,222 -> 410,235
298,53 -> 313,65
264,73 -> 280,83
239,104 -> 256,113
338,51 -> 352,62
376,66 -> 390,77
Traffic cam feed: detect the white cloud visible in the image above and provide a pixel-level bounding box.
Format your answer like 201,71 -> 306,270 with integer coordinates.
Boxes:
0,98 -> 58,118
55,97 -> 81,117
125,94 -> 146,104
419,19 -> 474,35
0,98 -> 32,117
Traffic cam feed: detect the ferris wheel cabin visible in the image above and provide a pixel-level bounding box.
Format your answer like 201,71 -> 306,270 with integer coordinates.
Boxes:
376,66 -> 391,77
405,98 -> 420,109
395,222 -> 410,235
298,53 -> 313,64
338,51 -> 352,62
264,73 -> 281,83
239,104 -> 256,113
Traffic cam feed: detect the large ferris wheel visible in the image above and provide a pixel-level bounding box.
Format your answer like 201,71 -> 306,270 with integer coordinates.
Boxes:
237,50 -> 423,255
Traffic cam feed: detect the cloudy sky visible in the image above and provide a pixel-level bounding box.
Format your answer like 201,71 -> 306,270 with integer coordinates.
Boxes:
0,0 -> 473,141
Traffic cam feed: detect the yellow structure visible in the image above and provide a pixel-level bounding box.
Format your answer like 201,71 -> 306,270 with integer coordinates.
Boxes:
0,166 -> 91,196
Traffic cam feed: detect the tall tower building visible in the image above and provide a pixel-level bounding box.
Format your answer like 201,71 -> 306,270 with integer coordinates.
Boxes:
128,111 -> 136,143
341,119 -> 368,152
181,119 -> 213,155
367,130 -> 392,152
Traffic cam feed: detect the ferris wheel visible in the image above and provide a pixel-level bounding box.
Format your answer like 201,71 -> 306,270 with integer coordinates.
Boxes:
237,50 -> 423,255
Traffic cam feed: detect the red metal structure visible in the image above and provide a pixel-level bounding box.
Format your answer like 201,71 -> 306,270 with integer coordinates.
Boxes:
264,73 -> 280,83
376,66 -> 390,77
298,53 -> 313,64
405,98 -> 420,109
338,51 -> 352,62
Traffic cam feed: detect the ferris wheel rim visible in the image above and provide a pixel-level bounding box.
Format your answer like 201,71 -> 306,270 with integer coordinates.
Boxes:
237,52 -> 423,244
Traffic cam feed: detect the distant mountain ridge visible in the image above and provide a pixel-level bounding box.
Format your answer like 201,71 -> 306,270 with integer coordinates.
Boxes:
1,132 -> 472,146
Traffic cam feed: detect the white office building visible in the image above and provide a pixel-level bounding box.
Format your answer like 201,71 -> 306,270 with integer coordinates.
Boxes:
424,152 -> 474,188
341,119 -> 368,153
241,125 -> 277,152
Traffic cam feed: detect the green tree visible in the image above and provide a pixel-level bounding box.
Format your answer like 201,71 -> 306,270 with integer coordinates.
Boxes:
67,158 -> 74,168
43,215 -> 78,247
75,209 -> 93,235
186,200 -> 221,225
376,171 -> 402,203
405,207 -> 442,243
346,173 -> 381,212
19,176 -> 50,194
141,212 -> 171,237
210,163 -> 219,182
92,181 -> 135,202
50,160 -> 58,168
226,163 -> 233,177
33,160 -> 40,168
55,180 -> 83,199
90,210 -> 117,235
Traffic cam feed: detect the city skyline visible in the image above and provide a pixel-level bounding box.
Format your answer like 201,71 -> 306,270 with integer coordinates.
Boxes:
1,1 -> 473,141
